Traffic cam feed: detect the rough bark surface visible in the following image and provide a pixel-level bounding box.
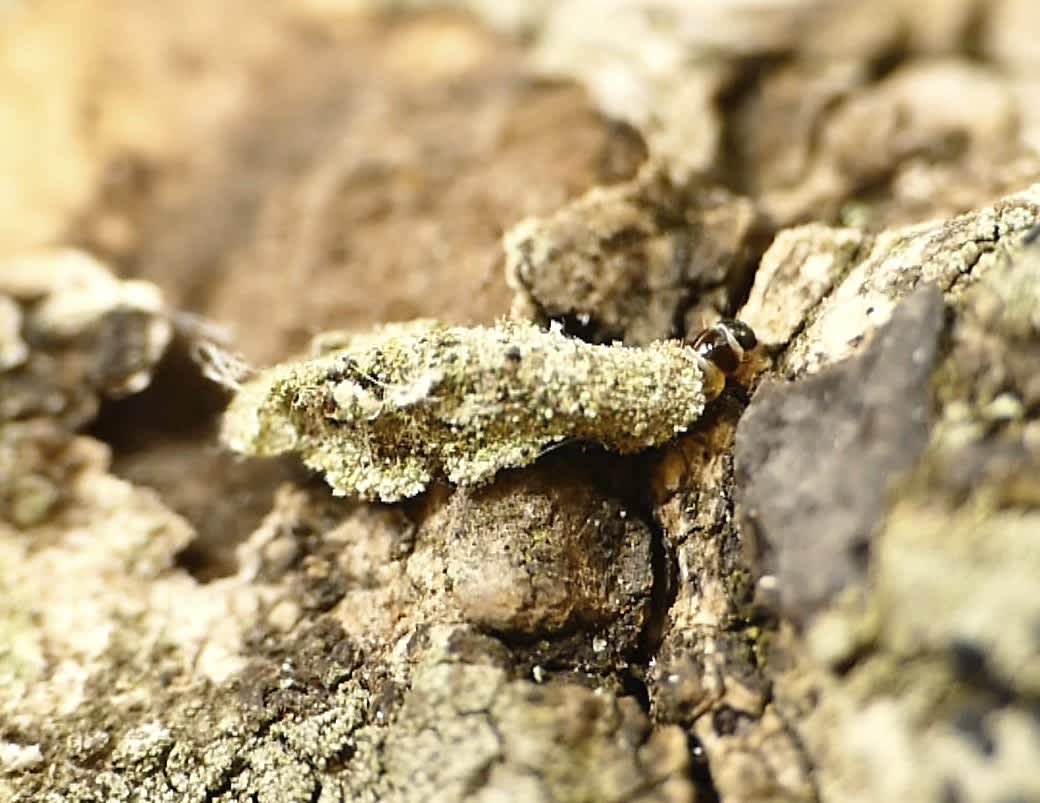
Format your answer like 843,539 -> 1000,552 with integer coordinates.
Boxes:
3,3 -> 1040,803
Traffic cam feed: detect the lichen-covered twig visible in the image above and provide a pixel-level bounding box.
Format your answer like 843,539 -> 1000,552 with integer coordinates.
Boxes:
222,318 -> 756,502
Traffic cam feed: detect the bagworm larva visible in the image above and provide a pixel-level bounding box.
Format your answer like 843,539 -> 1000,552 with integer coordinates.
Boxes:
222,319 -> 757,502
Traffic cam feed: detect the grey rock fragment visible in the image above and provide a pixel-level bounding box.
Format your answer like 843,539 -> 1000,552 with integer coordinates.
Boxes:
734,285 -> 946,621
785,301 -> 1040,803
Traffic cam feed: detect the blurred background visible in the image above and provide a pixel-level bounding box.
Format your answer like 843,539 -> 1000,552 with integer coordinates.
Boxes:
3,0 -> 1038,363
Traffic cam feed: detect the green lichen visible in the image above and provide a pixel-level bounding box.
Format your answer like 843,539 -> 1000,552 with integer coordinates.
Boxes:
222,319 -> 709,501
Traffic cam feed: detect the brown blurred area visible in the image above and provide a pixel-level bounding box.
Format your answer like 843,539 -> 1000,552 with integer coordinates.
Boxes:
5,0 -> 1039,365
1,0 -> 647,365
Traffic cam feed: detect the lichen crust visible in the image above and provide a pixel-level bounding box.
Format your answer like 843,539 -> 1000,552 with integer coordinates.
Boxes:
222,319 -> 708,501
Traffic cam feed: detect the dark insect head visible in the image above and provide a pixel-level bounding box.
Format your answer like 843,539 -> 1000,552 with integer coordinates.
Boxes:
689,318 -> 760,401
691,319 -> 758,377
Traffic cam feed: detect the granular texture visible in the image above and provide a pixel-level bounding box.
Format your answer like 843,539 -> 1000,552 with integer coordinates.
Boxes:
222,319 -> 709,501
